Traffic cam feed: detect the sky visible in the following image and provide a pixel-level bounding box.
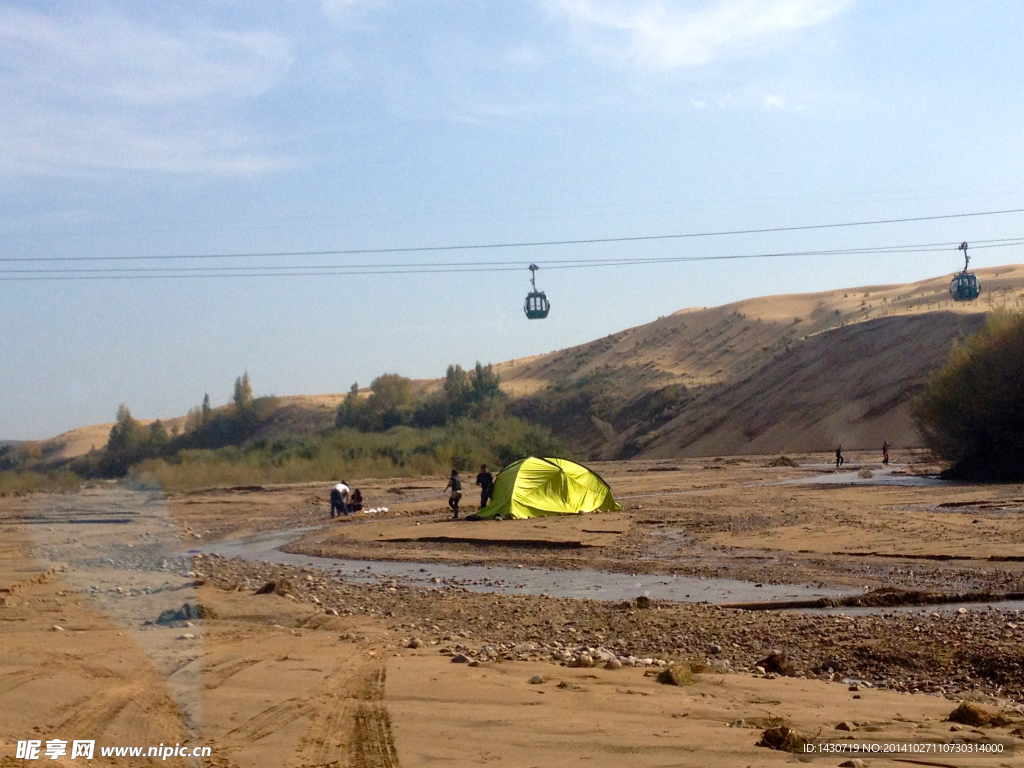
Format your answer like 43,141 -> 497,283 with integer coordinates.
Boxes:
3,0 -> 1024,439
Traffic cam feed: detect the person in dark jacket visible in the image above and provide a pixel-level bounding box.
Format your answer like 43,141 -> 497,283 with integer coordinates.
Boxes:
476,464 -> 494,510
445,469 -> 463,519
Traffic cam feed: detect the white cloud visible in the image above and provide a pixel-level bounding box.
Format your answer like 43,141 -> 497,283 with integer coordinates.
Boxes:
0,6 -> 294,176
1,108 -> 292,177
550,0 -> 851,70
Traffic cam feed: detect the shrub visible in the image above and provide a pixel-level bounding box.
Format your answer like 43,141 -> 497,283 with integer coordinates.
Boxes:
0,470 -> 81,496
912,308 -> 1024,481
127,417 -> 567,492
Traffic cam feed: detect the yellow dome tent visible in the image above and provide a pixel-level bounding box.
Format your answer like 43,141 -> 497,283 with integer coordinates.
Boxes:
471,457 -> 621,520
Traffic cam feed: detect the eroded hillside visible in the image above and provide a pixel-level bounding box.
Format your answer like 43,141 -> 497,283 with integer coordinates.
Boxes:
36,264 -> 1024,461
497,264 -> 1024,457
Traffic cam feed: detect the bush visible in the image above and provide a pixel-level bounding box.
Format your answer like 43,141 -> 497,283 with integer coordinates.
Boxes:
912,308 -> 1024,481
128,417 -> 567,492
0,470 -> 81,496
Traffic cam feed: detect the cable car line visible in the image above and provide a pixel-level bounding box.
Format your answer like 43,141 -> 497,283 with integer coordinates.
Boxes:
0,241 -> 998,274
2,237 -> 1023,281
3,207 -> 1024,264
3,237 -> 1023,275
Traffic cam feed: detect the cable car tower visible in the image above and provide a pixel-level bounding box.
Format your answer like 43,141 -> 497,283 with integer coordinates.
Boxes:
949,241 -> 981,301
524,264 -> 550,319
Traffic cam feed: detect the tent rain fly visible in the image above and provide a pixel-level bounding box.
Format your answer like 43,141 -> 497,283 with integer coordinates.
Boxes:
472,457 -> 621,520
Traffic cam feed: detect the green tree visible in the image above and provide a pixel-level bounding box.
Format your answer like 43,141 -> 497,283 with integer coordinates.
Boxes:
470,362 -> 502,410
201,393 -> 212,423
102,404 -> 141,475
443,364 -> 471,405
108,404 -> 140,455
368,374 -> 413,413
233,373 -> 254,411
912,308 -> 1024,480
366,374 -> 413,429
335,383 -> 362,428
148,420 -> 170,454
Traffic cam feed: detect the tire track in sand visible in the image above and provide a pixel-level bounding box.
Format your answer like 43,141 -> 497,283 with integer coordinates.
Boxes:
295,662 -> 363,767
202,657 -> 261,690
294,662 -> 399,768
56,680 -> 182,741
0,668 -> 46,695
225,697 -> 312,743
349,665 -> 399,768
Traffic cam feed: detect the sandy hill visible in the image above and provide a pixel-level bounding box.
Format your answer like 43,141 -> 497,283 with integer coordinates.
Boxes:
497,263 -> 1024,457
37,264 -> 1024,461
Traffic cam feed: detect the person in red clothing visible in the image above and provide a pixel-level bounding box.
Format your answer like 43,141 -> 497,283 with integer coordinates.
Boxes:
882,441 -> 890,465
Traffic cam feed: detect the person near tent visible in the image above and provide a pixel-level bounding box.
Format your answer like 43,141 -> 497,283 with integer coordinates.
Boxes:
476,464 -> 494,510
349,488 -> 364,513
330,481 -> 350,518
445,469 -> 463,519
882,441 -> 890,466
835,445 -> 844,468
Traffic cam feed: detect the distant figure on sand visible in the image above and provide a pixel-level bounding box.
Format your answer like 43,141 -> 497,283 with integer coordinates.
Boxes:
330,481 -> 350,518
882,441 -> 890,466
476,464 -> 494,510
349,488 -> 363,513
445,469 -> 463,519
835,445 -> 844,468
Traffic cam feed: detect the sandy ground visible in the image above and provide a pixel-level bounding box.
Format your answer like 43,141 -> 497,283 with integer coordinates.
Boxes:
3,456 -> 1024,766
271,452 -> 1024,593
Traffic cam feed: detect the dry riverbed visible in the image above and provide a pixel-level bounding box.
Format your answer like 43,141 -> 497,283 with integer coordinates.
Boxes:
3,453 -> 1024,766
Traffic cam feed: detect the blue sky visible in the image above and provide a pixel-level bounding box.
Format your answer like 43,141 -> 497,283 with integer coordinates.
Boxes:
3,0 -> 1024,439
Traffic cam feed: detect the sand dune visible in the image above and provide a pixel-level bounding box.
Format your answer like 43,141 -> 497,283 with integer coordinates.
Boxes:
497,263 -> 1024,394
499,264 -> 1024,455
37,265 -> 1024,460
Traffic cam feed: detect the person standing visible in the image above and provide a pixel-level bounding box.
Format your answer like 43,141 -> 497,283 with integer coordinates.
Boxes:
882,441 -> 890,466
475,464 -> 494,510
835,445 -> 844,468
330,480 -> 350,518
445,469 -> 463,520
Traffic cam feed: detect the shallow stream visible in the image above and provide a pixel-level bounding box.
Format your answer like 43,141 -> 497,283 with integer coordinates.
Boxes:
196,527 -> 849,604
196,525 -> 1024,615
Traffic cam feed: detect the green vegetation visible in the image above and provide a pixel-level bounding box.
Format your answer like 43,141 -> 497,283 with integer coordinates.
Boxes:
0,469 -> 81,496
131,418 -> 564,492
336,363 -> 504,431
912,308 -> 1024,481
5,363 -> 567,493
19,365 -> 560,492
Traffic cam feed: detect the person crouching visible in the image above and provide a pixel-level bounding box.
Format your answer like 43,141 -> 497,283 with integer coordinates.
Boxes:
330,481 -> 351,518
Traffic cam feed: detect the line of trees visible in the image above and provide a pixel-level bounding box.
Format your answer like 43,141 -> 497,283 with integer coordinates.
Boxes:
96,372 -> 276,476
89,363 -> 546,480
335,362 -> 504,431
